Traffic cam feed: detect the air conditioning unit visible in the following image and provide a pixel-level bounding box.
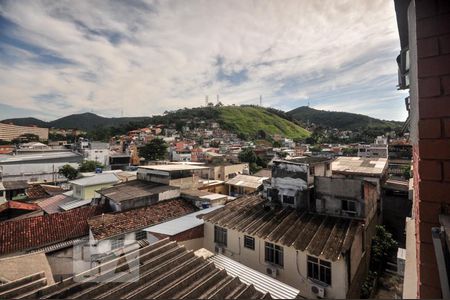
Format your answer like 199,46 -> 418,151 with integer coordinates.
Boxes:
215,245 -> 225,254
311,284 -> 325,298
265,266 -> 278,278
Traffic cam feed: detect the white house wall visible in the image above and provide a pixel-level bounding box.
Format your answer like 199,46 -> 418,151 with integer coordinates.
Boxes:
203,222 -> 349,299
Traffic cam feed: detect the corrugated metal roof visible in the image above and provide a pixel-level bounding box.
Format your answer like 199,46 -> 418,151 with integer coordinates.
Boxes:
208,254 -> 300,299
144,205 -> 223,235
59,199 -> 92,211
69,173 -> 120,187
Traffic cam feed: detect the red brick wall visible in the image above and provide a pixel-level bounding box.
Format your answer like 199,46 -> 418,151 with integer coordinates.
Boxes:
414,0 -> 450,298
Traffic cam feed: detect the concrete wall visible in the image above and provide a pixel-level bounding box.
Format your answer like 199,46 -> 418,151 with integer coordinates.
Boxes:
203,221 -> 355,299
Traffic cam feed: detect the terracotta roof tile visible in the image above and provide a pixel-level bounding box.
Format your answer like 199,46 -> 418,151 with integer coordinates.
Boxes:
0,200 -> 41,214
88,199 -> 197,240
26,184 -> 50,200
0,205 -> 104,256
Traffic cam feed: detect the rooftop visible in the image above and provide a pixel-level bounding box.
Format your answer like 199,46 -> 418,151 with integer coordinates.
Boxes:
0,200 -> 41,214
225,174 -> 268,189
139,164 -> 210,172
15,239 -> 272,299
281,156 -> 332,164
26,184 -> 51,200
69,173 -> 120,187
144,206 -> 223,236
332,157 -> 388,177
201,195 -> 362,261
36,194 -> 74,214
208,254 -> 300,299
88,199 -> 197,240
0,205 -> 103,256
0,151 -> 82,164
97,180 -> 179,203
2,180 -> 28,190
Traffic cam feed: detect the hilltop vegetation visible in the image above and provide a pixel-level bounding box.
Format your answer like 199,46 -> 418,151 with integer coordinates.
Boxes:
288,106 -> 402,131
1,105 -> 310,141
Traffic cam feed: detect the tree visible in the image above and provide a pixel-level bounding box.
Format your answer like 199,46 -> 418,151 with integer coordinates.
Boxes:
272,140 -> 282,148
238,147 -> 257,164
371,225 -> 398,269
139,138 -> 168,161
59,164 -> 78,180
79,160 -> 104,172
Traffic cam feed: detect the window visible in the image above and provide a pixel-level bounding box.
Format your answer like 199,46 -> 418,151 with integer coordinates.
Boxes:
214,226 -> 227,246
265,242 -> 283,267
307,255 -> 331,285
283,195 -> 295,205
244,235 -> 255,250
111,236 -> 125,250
309,166 -> 315,175
326,163 -> 330,171
0,190 -> 4,197
135,230 -> 147,240
342,200 -> 357,212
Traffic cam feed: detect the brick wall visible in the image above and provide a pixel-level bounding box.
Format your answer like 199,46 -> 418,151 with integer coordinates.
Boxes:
414,0 -> 450,298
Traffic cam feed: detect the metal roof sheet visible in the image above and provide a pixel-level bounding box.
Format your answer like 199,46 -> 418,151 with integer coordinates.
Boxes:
144,206 -> 223,236
208,254 -> 300,299
58,199 -> 92,211
69,173 -> 120,187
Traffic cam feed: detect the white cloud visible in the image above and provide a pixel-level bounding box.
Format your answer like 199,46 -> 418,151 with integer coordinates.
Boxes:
0,0 -> 407,121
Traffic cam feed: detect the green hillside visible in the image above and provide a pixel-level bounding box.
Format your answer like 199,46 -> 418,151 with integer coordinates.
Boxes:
288,106 -> 402,131
218,106 -> 310,139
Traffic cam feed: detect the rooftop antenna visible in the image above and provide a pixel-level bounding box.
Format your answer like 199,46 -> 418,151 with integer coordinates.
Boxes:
205,95 -> 208,106
260,95 -> 262,107
308,98 -> 310,107
216,94 -> 219,105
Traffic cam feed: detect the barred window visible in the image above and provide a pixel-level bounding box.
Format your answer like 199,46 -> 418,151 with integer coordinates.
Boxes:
214,226 -> 227,246
244,235 -> 255,250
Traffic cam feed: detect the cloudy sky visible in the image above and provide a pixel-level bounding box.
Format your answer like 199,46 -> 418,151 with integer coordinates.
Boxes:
0,0 -> 408,121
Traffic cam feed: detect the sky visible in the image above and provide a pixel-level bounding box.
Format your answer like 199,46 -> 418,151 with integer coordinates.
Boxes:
0,0 -> 408,121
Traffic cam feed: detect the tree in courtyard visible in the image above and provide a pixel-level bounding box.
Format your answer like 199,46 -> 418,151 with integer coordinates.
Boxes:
79,160 -> 104,172
59,164 -> 78,180
139,138 -> 168,161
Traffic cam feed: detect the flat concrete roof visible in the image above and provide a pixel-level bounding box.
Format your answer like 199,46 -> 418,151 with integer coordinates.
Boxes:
332,157 -> 387,177
139,164 -> 210,172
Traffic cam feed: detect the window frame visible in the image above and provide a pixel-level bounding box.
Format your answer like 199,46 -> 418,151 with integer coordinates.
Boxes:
214,225 -> 228,247
135,230 -> 147,241
265,242 -> 284,268
111,236 -> 125,250
341,199 -> 357,213
307,255 -> 332,286
282,195 -> 295,205
244,235 -> 255,250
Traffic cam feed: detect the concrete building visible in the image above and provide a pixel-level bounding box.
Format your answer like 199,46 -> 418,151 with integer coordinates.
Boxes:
87,199 -> 196,255
206,162 -> 249,181
225,174 -> 267,197
137,164 -> 210,189
0,151 -> 83,183
201,196 -> 365,299
69,173 -> 120,201
81,142 -> 110,167
394,0 -> 450,298
0,123 -> 49,142
97,180 -> 180,212
263,157 -> 332,209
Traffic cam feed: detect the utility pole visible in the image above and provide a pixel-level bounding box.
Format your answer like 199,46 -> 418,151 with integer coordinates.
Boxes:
260,95 -> 262,107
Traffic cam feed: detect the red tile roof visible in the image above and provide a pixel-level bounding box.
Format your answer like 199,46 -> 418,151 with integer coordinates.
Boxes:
0,205 -> 104,256
26,184 -> 50,200
88,199 -> 197,240
0,200 -> 41,213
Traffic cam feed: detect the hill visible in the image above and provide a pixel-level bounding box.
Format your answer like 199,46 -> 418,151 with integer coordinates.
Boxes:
1,117 -> 48,128
218,106 -> 309,139
287,106 -> 402,131
2,113 -> 152,131
1,106 -> 310,140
